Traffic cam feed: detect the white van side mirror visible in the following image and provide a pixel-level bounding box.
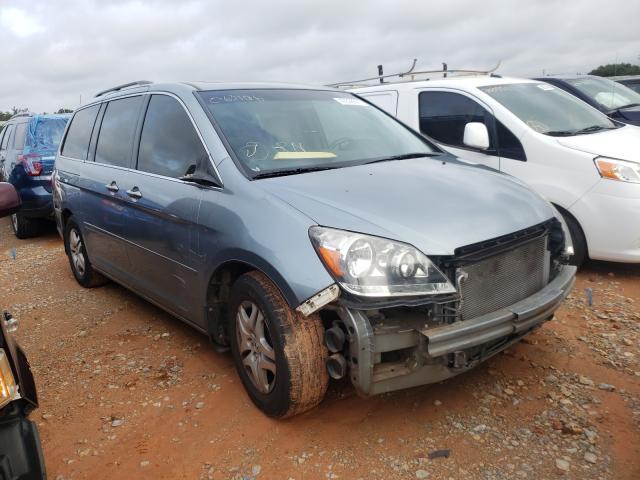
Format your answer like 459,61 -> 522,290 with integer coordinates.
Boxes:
463,122 -> 490,150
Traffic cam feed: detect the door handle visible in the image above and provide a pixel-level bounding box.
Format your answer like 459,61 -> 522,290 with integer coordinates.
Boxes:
126,187 -> 142,199
105,181 -> 119,193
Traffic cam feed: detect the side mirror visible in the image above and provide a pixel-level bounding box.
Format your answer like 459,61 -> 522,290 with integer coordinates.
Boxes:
0,183 -> 21,218
463,122 -> 490,150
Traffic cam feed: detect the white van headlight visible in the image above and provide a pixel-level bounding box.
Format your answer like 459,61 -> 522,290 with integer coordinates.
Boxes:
594,157 -> 640,184
309,227 -> 456,297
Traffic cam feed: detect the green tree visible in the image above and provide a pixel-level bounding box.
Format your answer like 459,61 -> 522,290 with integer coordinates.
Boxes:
589,63 -> 640,77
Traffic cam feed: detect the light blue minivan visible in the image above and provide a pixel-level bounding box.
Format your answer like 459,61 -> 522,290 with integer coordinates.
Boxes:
53,81 -> 576,417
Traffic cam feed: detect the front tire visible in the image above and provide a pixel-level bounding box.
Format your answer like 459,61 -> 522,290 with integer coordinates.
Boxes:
64,217 -> 108,288
229,271 -> 329,418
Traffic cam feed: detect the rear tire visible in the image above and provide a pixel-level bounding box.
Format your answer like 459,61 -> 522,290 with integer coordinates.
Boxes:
229,271 -> 329,418
64,217 -> 108,288
11,213 -> 40,239
561,212 -> 587,266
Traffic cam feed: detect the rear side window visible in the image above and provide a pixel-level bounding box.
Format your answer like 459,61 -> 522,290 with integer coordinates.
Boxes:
14,123 -> 28,149
62,105 -> 100,160
419,91 -> 490,147
95,96 -> 143,167
137,95 -> 206,178
1,125 -> 14,150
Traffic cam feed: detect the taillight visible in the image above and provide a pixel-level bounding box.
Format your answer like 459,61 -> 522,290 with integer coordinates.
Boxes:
18,154 -> 43,176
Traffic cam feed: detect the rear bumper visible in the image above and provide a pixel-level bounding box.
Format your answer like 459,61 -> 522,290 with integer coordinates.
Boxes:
338,265 -> 576,396
16,183 -> 53,219
0,409 -> 46,480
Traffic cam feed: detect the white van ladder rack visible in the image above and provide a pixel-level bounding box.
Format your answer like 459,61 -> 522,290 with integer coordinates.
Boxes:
327,60 -> 501,88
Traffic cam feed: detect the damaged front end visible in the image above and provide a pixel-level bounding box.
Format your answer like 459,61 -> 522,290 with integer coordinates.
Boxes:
314,220 -> 576,396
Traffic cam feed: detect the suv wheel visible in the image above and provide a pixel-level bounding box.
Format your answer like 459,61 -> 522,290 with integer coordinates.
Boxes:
11,213 -> 39,239
64,217 -> 108,288
229,271 -> 328,418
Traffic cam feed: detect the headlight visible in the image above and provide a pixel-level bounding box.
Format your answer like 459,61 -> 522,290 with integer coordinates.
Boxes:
309,227 -> 456,297
594,157 -> 640,184
548,205 -> 574,257
0,349 -> 19,408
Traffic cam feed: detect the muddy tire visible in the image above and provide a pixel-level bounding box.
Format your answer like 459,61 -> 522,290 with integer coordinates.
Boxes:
11,213 -> 40,239
64,217 -> 108,288
228,271 -> 329,418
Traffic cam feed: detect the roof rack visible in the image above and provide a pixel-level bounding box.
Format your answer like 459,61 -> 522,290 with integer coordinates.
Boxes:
327,60 -> 502,88
8,112 -> 32,120
94,80 -> 153,98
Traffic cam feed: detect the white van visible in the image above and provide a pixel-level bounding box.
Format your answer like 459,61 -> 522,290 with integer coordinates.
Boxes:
352,76 -> 640,264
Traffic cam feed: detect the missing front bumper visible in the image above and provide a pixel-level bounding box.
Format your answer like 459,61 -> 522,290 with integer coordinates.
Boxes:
337,265 -> 576,396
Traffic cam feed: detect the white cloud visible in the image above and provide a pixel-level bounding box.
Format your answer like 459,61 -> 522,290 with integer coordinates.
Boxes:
0,7 -> 42,38
0,0 -> 639,112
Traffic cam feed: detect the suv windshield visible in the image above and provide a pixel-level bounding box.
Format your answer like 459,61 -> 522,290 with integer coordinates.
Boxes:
565,76 -> 640,111
480,83 -> 618,136
199,89 -> 436,177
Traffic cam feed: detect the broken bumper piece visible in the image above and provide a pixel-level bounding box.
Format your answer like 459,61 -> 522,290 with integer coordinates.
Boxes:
337,265 -> 576,396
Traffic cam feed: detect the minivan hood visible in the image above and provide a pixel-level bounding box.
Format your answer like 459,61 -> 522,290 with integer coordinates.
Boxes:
556,124 -> 640,160
258,158 -> 554,255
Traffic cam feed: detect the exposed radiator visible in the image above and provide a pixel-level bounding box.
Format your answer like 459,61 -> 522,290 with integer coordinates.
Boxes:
458,235 -> 548,320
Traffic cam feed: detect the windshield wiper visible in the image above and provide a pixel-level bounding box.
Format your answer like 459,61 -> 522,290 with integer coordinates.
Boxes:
364,152 -> 440,165
546,125 -> 614,137
253,166 -> 338,179
618,102 -> 640,110
545,130 -> 576,137
574,125 -> 615,135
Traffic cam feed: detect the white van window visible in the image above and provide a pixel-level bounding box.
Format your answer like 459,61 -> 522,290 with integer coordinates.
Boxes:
358,91 -> 399,115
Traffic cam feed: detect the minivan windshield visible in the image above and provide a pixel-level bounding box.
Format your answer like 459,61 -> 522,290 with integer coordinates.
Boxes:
199,89 -> 436,177
565,76 -> 640,111
480,83 -> 618,137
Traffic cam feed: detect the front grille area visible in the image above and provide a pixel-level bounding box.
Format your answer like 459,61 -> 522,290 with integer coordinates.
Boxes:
458,235 -> 548,320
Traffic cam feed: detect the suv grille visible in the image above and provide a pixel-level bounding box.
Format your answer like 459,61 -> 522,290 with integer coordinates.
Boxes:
458,235 -> 548,320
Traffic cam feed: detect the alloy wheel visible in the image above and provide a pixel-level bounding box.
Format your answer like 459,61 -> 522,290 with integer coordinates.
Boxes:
69,228 -> 86,276
236,300 -> 276,393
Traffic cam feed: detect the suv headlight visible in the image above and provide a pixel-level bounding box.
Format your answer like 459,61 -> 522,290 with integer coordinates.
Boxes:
309,227 -> 456,297
0,349 -> 19,408
594,157 -> 640,184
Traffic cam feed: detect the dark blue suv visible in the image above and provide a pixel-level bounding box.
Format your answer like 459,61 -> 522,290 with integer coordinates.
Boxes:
0,113 -> 70,238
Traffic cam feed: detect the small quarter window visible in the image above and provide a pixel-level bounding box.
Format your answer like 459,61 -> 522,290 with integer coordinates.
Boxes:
95,96 -> 143,168
495,120 -> 526,161
137,95 -> 207,178
61,105 -> 100,160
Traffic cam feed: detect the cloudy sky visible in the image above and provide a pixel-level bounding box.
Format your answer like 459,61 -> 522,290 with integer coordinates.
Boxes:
1,0 -> 638,113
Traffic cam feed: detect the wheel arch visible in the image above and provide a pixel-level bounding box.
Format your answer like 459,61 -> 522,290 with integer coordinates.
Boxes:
203,252 -> 300,348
